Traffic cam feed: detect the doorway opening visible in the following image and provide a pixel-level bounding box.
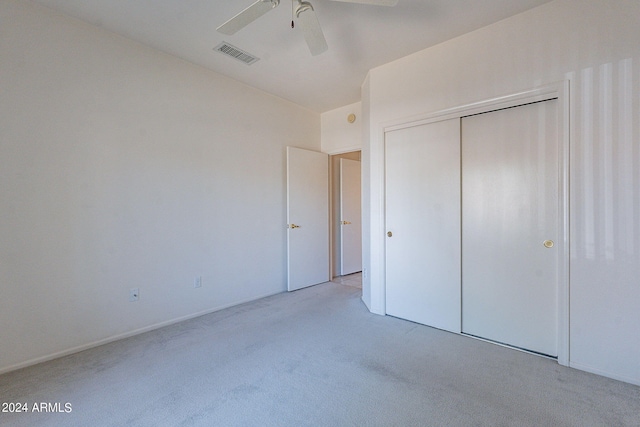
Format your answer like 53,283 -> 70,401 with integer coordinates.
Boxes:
330,151 -> 362,289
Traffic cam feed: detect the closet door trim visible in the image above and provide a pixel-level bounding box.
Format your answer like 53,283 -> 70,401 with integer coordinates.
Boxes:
381,81 -> 569,366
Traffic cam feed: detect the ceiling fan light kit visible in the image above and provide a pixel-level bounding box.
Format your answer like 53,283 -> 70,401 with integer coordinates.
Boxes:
217,0 -> 398,56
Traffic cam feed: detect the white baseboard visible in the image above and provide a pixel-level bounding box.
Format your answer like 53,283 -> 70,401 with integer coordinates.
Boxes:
569,361 -> 640,387
0,290 -> 283,375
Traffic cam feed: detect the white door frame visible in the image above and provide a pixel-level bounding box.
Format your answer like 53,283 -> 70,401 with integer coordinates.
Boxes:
380,81 -> 570,365
339,158 -> 362,276
328,151 -> 363,280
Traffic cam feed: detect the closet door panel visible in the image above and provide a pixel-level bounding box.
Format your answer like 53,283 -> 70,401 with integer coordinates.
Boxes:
461,100 -> 559,356
385,118 -> 461,333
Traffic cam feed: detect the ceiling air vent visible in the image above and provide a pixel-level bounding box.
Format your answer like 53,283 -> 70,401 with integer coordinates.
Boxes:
214,42 -> 260,65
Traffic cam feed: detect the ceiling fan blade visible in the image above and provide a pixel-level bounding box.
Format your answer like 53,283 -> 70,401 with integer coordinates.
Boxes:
296,2 -> 328,56
217,0 -> 280,35
328,0 -> 398,6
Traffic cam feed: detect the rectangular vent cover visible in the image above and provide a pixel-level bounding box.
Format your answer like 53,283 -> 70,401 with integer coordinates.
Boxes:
214,42 -> 260,65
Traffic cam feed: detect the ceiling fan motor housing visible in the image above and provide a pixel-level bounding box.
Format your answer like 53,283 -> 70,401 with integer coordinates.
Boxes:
218,0 -> 398,55
295,1 -> 314,18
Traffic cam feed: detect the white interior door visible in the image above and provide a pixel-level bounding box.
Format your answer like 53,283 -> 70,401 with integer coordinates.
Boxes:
461,100 -> 559,357
385,118 -> 461,333
339,158 -> 362,275
286,146 -> 330,291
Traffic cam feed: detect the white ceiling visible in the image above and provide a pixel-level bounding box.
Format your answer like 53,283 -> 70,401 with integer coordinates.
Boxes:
31,0 -> 554,112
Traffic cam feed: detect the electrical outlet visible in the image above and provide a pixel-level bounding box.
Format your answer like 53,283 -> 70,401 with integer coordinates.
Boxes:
194,276 -> 202,288
129,288 -> 139,302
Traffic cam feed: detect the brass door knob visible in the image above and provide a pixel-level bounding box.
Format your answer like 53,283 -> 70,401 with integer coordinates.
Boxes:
387,231 -> 393,237
543,240 -> 554,248
341,221 -> 352,225
288,224 -> 301,229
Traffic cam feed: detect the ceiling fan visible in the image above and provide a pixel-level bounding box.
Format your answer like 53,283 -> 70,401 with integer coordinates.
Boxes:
217,0 -> 399,56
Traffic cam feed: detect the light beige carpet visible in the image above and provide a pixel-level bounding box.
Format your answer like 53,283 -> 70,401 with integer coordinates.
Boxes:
1,282 -> 639,426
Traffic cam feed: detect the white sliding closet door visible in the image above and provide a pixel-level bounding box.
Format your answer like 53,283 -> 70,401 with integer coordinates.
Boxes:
385,118 -> 461,333
461,100 -> 559,357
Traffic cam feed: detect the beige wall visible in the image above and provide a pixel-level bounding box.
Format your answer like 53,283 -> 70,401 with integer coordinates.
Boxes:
321,102 -> 362,154
0,0 -> 320,373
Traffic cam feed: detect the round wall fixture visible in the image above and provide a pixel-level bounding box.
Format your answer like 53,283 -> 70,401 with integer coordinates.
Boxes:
347,113 -> 356,123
